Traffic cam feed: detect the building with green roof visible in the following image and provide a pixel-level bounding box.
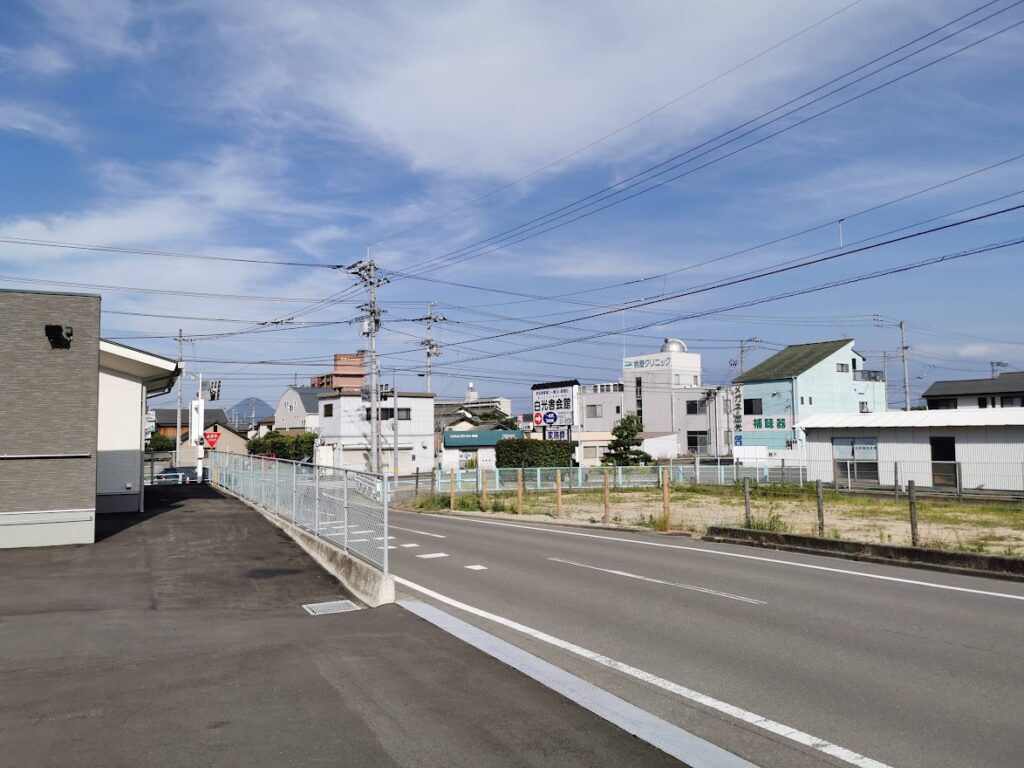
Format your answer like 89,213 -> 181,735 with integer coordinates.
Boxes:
732,339 -> 887,450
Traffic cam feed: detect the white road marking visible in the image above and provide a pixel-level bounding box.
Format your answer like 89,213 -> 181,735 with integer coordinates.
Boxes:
400,543 -> 419,548
395,576 -> 893,768
388,546 -> 397,550
550,558 -> 764,605
417,552 -> 449,559
348,538 -> 369,543
352,530 -> 375,535
422,515 -> 1024,602
391,524 -> 446,539
464,564 -> 488,571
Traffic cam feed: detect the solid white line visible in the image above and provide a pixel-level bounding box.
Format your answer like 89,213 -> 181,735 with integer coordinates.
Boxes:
417,552 -> 449,559
421,514 -> 1024,602
395,576 -> 893,768
400,600 -> 755,768
465,564 -> 488,571
400,543 -> 420,548
391,524 -> 446,539
352,530 -> 375,535
348,538 -> 369,543
549,558 -> 764,605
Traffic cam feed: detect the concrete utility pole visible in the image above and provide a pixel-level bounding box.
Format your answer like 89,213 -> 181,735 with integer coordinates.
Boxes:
899,321 -> 910,411
991,361 -> 1008,379
349,254 -> 387,474
420,301 -> 444,393
175,329 -> 184,467
738,337 -> 762,375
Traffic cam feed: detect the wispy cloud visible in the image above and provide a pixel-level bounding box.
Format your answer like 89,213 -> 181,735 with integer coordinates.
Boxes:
0,43 -> 72,75
0,101 -> 77,143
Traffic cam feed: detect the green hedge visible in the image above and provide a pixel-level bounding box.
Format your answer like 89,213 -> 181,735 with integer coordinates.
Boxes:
496,438 -> 575,468
245,431 -> 317,461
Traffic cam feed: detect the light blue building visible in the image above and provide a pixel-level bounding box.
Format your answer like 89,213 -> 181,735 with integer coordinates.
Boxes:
733,339 -> 887,450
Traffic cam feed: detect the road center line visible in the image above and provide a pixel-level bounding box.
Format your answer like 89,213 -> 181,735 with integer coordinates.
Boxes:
421,514 -> 1024,601
395,576 -> 893,768
391,524 -> 446,539
417,552 -> 449,559
549,558 -> 765,605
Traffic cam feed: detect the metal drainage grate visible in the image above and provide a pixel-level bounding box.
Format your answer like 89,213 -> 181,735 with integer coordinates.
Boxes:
302,599 -> 361,616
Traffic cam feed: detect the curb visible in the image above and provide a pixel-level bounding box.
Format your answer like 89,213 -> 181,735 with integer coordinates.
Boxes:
394,506 -> 651,534
703,528 -> 1024,583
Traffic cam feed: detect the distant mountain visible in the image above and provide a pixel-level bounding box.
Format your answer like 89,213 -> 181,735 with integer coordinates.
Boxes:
225,397 -> 275,428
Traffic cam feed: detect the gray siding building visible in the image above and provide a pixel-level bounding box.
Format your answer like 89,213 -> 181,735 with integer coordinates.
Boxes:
1,290 -> 101,547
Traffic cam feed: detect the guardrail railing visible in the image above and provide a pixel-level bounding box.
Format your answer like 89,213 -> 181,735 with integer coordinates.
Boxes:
208,451 -> 388,573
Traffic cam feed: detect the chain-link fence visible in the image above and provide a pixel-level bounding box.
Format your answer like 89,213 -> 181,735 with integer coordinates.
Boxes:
208,451 -> 389,572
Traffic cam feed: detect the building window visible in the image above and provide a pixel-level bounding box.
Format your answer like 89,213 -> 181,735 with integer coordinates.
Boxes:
366,408 -> 412,421
930,398 -> 957,409
978,397 -> 988,409
686,400 -> 706,415
583,446 -> 598,459
808,396 -> 813,405
673,374 -> 680,385
585,404 -> 603,418
287,402 -> 294,412
836,363 -> 850,373
1002,396 -> 1022,407
800,396 -> 804,405
635,377 -> 643,419
859,401 -> 869,413
693,375 -> 699,385
686,431 -> 708,454
833,437 -> 879,483
852,358 -> 858,371
615,405 -> 621,415
323,404 -> 334,418
743,398 -> 763,415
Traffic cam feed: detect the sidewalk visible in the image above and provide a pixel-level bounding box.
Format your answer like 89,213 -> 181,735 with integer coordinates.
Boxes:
0,485 -> 680,768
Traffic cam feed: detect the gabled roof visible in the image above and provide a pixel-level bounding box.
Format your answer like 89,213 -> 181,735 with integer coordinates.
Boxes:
733,339 -> 852,383
153,408 -> 229,428
286,386 -> 335,412
922,372 -> 1024,399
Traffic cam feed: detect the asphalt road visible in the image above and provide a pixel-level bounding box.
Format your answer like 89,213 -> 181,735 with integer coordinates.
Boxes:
389,509 -> 1024,768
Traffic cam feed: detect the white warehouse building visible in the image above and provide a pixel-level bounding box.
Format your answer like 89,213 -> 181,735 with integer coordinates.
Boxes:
803,409 -> 1024,492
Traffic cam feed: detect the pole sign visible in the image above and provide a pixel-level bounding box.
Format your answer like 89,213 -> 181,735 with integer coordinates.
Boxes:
545,426 -> 569,441
204,431 -> 221,448
532,384 -> 575,426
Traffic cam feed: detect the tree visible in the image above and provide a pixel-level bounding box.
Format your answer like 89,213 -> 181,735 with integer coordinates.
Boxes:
245,431 -> 316,461
146,432 -> 175,452
604,413 -> 651,466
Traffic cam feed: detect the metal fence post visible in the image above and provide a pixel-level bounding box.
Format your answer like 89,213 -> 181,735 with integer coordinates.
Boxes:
743,478 -> 752,528
603,471 -> 611,524
577,465 -> 583,488
908,480 -> 919,547
894,461 -> 900,501
693,455 -> 700,485
314,465 -> 320,537
450,469 -> 456,510
480,470 -> 488,509
430,470 -> 436,497
291,461 -> 297,523
382,470 -> 389,576
415,472 -> 420,497
846,460 -> 852,491
816,480 -> 824,537
343,469 -> 349,553
956,462 -> 964,504
661,467 -> 670,531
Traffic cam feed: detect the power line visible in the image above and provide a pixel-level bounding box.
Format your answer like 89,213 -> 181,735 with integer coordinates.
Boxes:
0,273 -> 328,302
401,1 -> 1022,276
370,0 -> 866,245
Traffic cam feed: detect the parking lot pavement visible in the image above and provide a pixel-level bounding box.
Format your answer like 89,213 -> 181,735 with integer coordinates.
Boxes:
0,486 -> 682,768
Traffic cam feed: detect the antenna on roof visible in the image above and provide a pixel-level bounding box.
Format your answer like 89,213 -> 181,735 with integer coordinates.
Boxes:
991,361 -> 1009,379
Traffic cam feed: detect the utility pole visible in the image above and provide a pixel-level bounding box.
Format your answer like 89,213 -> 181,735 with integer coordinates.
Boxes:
899,321 -> 910,411
392,368 -> 399,480
349,254 -> 387,474
882,351 -> 890,408
420,301 -> 444,393
175,329 -> 184,467
991,361 -> 1009,379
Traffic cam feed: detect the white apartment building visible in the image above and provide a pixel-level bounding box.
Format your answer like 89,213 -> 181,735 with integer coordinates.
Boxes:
315,391 -> 435,474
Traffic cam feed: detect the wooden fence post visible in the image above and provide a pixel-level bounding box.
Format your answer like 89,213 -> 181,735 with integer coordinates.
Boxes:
516,469 -> 524,515
555,470 -> 563,518
449,469 -> 456,511
908,480 -> 919,547
481,470 -> 488,509
603,471 -> 611,524
816,479 -> 824,537
430,470 -> 436,497
743,477 -> 752,528
956,463 -> 964,504
415,472 -> 420,497
661,466 -> 670,531
893,462 -> 899,501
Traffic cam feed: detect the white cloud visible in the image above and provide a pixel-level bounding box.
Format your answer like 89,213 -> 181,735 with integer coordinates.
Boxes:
33,0 -> 150,59
0,101 -> 77,144
0,43 -> 72,75
196,0 -> 934,180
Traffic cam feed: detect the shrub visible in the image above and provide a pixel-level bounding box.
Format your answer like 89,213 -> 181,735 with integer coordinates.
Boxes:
496,438 -> 576,468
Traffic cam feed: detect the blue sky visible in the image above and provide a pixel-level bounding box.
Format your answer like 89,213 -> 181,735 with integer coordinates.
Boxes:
2,0 -> 1023,414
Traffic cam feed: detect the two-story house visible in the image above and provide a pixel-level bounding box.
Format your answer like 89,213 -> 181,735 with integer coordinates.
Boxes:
923,371 -> 1024,409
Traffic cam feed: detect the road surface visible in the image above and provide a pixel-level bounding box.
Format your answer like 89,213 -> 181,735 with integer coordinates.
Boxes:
388,509 -> 1024,768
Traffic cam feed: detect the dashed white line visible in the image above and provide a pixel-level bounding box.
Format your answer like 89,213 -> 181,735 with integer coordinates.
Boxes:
422,515 -> 1024,601
395,576 -> 893,768
391,524 -> 446,539
400,543 -> 420,548
549,558 -> 764,605
464,564 -> 488,571
417,552 -> 449,559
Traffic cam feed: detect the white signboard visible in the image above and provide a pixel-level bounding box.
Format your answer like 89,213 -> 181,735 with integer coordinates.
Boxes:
545,426 -> 570,441
623,353 -> 671,371
532,385 -> 575,426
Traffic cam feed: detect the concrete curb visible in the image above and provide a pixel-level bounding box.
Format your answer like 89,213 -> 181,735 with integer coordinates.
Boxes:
395,506 -> 649,534
703,526 -> 1024,583
213,484 -> 395,606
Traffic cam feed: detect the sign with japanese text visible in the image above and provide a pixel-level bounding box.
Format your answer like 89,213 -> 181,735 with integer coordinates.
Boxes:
203,431 -> 221,448
742,415 -> 791,431
545,426 -> 569,441
532,384 -> 575,426
623,354 -> 671,371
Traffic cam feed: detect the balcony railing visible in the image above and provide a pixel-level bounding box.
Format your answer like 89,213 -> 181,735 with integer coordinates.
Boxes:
853,370 -> 885,382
